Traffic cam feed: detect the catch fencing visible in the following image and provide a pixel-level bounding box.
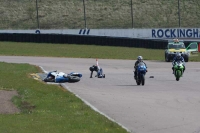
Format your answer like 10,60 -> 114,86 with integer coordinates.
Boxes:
0,0 -> 200,29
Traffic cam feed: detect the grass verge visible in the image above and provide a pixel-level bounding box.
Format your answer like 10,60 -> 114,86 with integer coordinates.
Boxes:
0,42 -> 199,61
0,62 -> 128,133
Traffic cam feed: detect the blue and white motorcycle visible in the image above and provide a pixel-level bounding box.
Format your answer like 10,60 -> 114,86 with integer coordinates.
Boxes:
43,71 -> 82,83
135,62 -> 147,86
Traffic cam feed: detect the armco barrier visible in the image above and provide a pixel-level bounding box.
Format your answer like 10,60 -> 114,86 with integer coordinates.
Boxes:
0,33 -> 168,49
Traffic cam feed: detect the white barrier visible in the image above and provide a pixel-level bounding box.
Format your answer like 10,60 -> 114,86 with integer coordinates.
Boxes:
1,28 -> 200,39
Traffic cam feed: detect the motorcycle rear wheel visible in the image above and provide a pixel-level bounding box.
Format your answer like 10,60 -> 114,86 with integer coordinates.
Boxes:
43,77 -> 55,82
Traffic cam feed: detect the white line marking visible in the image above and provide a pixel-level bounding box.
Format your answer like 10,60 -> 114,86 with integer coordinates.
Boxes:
39,66 -> 48,74
61,83 -> 131,133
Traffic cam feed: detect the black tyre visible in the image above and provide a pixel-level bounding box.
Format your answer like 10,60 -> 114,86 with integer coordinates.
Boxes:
103,74 -> 105,78
69,76 -> 80,82
137,81 -> 140,85
141,75 -> 145,86
176,77 -> 179,81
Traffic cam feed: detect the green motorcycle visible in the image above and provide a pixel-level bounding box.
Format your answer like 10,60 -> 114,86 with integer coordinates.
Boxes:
173,61 -> 184,81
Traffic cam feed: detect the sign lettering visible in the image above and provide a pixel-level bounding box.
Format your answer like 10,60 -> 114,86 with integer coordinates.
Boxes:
152,28 -> 200,38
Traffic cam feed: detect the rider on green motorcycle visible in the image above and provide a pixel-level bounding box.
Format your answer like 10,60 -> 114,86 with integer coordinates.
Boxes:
172,53 -> 186,74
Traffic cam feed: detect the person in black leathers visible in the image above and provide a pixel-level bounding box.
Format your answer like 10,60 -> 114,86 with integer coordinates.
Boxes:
172,52 -> 185,74
134,56 -> 147,79
89,65 -> 103,78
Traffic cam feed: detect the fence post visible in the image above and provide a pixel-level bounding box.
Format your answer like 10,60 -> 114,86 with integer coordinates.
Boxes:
36,0 -> 40,29
131,0 -> 134,28
83,0 -> 87,29
178,0 -> 180,27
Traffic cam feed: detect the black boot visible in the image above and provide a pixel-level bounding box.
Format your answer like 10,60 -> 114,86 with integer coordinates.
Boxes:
134,71 -> 136,79
134,74 -> 137,80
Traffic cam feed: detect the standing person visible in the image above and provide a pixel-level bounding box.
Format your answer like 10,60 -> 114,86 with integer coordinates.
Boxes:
134,56 -> 147,79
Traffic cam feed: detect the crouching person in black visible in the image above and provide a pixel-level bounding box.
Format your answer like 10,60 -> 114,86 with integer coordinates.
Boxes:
89,65 -> 104,78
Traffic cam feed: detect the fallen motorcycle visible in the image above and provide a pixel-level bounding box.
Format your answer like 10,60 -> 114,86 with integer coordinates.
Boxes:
43,71 -> 82,83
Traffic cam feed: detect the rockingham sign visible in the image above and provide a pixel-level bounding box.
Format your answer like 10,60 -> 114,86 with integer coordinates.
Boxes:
0,28 -> 200,39
88,28 -> 200,39
152,28 -> 200,38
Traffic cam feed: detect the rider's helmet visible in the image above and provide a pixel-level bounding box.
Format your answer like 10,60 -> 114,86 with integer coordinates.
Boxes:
176,53 -> 181,59
137,56 -> 143,62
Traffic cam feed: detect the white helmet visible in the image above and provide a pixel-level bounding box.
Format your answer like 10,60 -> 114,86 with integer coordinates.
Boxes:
176,53 -> 181,59
137,56 -> 143,62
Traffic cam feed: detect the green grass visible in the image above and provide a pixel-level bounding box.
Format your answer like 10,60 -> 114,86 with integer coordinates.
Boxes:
0,42 -> 199,61
0,62 -> 127,133
0,0 -> 200,29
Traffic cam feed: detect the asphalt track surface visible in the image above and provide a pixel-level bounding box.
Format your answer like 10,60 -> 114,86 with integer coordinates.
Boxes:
0,56 -> 200,133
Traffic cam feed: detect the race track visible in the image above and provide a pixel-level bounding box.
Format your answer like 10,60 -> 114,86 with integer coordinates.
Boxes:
0,56 -> 200,133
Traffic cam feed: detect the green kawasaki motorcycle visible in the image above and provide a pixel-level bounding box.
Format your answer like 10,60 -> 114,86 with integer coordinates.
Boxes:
173,61 -> 184,81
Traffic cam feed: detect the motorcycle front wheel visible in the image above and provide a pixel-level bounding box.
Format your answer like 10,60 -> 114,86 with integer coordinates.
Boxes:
137,81 -> 140,85
69,76 -> 80,82
141,74 -> 145,85
175,70 -> 181,81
